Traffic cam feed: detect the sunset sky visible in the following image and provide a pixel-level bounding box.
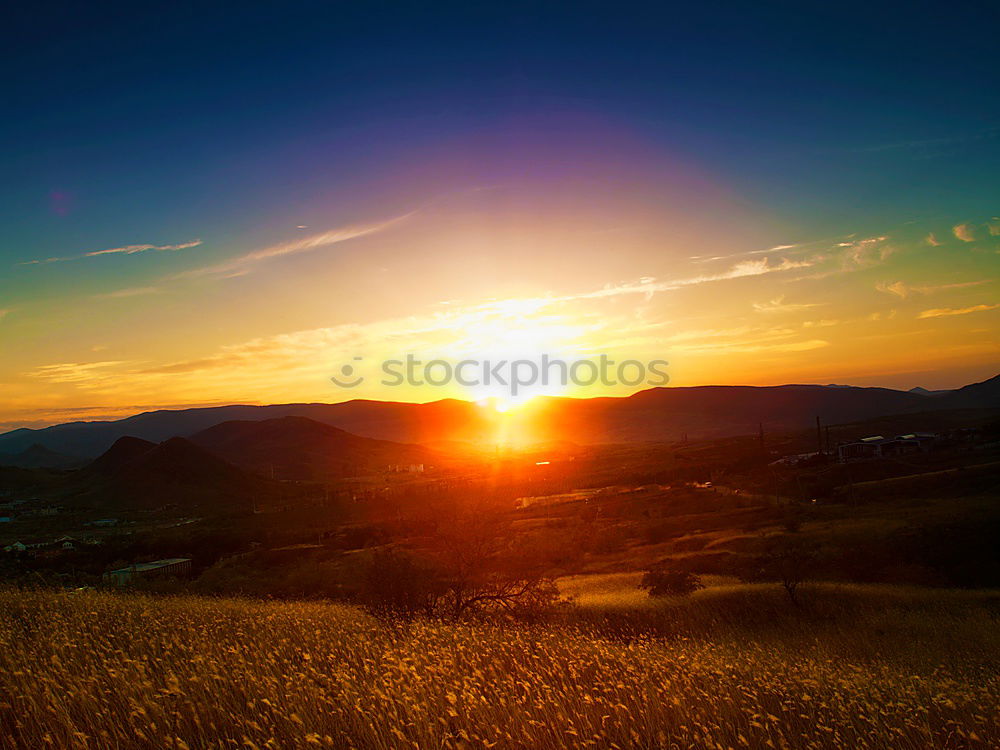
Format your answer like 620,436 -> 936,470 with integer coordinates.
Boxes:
2,2 -> 998,430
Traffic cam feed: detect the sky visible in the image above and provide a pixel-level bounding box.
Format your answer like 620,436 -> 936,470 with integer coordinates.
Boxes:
1,1 -> 999,430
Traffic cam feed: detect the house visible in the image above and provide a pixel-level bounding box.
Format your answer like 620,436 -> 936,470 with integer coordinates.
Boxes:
389,463 -> 425,473
4,541 -> 27,553
837,433 -> 937,462
103,558 -> 193,586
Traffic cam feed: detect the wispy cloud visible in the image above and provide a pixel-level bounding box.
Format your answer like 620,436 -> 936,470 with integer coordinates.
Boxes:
26,360 -> 135,386
925,233 -> 942,246
840,236 -> 894,268
848,128 -> 999,154
171,212 -> 415,281
752,296 -> 822,314
94,286 -> 162,299
876,279 -> 990,299
562,257 -> 817,303
0,308 -> 11,322
917,303 -> 1000,319
20,239 -> 201,266
953,223 -> 976,242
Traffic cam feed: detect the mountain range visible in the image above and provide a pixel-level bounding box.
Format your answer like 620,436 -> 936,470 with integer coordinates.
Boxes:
1,374 -> 998,464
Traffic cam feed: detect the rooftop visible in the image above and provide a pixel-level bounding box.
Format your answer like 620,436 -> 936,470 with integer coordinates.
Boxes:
109,558 -> 191,574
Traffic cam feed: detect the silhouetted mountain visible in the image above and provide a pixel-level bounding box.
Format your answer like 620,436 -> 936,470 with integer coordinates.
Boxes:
909,387 -> 940,396
939,374 -> 1000,409
0,443 -> 83,470
189,416 -> 434,481
82,436 -> 157,476
2,374 -> 998,457
75,436 -> 295,511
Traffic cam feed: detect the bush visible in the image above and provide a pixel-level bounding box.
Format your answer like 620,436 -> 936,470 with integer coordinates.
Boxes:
638,566 -> 703,597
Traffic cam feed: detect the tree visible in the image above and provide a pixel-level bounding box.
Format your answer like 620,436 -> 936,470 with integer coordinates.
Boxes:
358,548 -> 445,620
638,566 -> 703,597
357,512 -> 562,621
743,537 -> 818,606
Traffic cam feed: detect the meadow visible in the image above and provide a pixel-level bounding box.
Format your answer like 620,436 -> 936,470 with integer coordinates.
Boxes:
1,583 -> 998,749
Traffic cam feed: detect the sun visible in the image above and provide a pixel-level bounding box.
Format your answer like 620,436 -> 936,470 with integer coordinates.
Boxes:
477,394 -> 536,413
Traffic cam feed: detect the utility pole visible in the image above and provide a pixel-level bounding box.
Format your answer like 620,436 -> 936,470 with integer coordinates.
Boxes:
815,415 -> 823,455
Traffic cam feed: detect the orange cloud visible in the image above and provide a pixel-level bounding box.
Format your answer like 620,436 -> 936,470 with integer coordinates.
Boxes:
917,303 -> 1000,319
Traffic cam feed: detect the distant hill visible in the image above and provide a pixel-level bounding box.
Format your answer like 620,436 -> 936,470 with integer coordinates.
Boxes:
0,443 -> 83,470
909,386 -> 949,397
80,436 -> 157,477
935,373 -> 1000,408
70,436 -> 299,512
2,374 -> 998,458
189,416 -> 435,482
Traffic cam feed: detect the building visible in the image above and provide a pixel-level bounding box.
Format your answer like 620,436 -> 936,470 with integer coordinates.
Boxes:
837,433 -> 936,463
103,558 -> 192,586
4,541 -> 27,553
769,451 -> 821,468
389,463 -> 425,473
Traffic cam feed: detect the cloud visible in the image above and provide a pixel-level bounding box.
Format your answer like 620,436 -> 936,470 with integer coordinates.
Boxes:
801,318 -> 840,328
752,296 -> 822,314
917,303 -> 1000,319
876,279 -> 991,299
925,233 -> 942,246
848,128 -> 999,154
840,236 -> 894,268
875,281 -> 910,299
563,256 -> 817,303
952,223 -> 976,242
26,361 -> 135,386
0,309 -> 10,321
171,213 -> 414,281
20,239 -> 201,266
989,218 -> 1000,237
94,286 -> 162,299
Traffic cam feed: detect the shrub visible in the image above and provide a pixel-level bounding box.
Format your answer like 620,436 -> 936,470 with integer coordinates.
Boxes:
638,566 -> 704,597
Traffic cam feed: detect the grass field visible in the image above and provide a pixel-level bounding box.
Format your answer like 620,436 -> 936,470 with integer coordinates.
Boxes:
1,585 -> 998,749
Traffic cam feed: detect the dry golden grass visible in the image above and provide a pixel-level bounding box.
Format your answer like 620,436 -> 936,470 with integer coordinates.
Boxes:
0,585 -> 997,749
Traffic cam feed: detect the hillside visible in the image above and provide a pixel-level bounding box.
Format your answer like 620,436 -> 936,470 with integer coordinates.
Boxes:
0,443 -> 82,470
68,436 -> 300,512
189,416 -> 435,481
1,586 -> 997,749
